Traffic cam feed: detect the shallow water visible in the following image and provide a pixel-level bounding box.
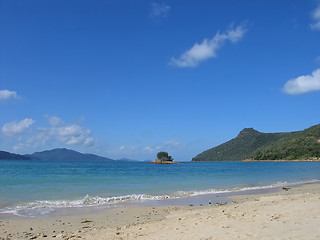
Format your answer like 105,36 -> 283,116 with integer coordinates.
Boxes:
1,160 -> 319,217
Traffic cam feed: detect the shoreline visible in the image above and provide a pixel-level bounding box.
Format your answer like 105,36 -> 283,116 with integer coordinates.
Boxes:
243,159 -> 320,162
2,179 -> 319,218
1,182 -> 320,239
191,159 -> 320,162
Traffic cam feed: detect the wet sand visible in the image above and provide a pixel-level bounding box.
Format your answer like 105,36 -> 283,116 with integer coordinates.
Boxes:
1,183 -> 320,239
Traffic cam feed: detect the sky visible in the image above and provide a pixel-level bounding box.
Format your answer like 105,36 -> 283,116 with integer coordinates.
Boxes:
1,0 -> 320,161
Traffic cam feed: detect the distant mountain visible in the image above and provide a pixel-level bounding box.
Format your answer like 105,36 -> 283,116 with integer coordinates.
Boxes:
0,151 -> 31,160
28,148 -> 115,162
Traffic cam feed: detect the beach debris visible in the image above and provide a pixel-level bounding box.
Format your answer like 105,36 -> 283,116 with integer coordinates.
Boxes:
282,187 -> 290,191
271,214 -> 281,220
217,201 -> 227,206
81,220 -> 93,224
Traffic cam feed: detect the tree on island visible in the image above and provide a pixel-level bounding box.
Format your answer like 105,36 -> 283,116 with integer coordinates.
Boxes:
157,151 -> 173,161
148,151 -> 181,164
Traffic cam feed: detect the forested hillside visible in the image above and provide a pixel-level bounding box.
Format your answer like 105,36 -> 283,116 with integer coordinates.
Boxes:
192,124 -> 320,161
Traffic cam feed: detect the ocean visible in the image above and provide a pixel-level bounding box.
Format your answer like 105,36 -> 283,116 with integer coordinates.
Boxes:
1,160 -> 320,217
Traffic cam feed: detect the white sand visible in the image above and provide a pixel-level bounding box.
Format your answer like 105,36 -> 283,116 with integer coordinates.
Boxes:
1,183 -> 320,239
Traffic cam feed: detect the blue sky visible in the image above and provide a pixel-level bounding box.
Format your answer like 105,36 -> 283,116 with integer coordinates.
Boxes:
1,0 -> 320,161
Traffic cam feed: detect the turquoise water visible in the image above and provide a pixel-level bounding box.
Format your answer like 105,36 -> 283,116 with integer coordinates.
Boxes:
1,160 -> 320,217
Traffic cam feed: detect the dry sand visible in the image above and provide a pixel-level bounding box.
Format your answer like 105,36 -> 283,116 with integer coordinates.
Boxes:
1,183 -> 320,240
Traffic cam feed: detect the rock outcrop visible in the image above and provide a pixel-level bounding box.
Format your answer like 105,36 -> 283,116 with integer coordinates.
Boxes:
148,151 -> 182,164
148,157 -> 182,164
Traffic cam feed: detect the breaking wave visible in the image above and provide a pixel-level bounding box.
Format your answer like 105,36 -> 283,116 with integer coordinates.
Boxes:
1,179 -> 319,217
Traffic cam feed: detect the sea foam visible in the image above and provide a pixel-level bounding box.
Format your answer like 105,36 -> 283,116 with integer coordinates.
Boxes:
2,179 -> 319,217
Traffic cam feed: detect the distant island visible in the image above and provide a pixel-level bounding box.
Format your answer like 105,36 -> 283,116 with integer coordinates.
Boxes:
0,148 -> 115,162
192,123 -> 320,162
0,151 -> 31,160
148,151 -> 182,164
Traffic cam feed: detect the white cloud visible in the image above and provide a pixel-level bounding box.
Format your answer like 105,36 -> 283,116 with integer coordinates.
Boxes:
43,116 -> 94,146
12,130 -> 48,152
151,2 -> 171,18
120,145 -> 125,151
50,124 -> 94,146
0,89 -> 17,101
6,116 -> 95,152
46,115 -> 63,126
283,68 -> 320,95
310,4 -> 320,30
170,24 -> 247,67
2,118 -> 34,136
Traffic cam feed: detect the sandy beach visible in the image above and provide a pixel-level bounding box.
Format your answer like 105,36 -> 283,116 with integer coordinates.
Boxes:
1,183 -> 320,240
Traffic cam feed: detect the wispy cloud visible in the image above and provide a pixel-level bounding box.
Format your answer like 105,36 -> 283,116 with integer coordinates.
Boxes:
42,116 -> 94,146
170,24 -> 247,68
163,139 -> 184,149
310,4 -> 320,30
143,145 -> 161,152
50,124 -> 94,146
3,116 -> 95,153
283,68 -> 320,95
0,89 -> 18,101
46,115 -> 63,126
143,140 -> 184,153
2,118 -> 34,136
150,2 -> 171,18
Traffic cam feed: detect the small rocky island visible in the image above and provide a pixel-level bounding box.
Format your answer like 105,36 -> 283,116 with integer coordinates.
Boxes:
148,151 -> 182,164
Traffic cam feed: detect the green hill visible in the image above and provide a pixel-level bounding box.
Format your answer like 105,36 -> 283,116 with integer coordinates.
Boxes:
252,124 -> 320,160
192,124 -> 320,161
